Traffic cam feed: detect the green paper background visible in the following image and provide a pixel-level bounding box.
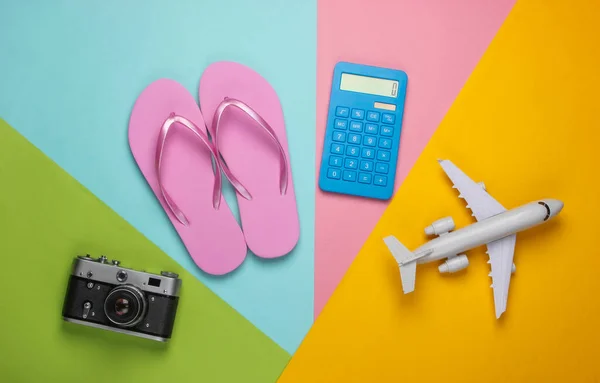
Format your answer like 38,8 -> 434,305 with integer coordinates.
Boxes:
0,119 -> 289,382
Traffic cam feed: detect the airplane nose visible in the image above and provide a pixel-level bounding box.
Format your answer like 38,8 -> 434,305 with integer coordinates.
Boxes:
546,199 -> 564,217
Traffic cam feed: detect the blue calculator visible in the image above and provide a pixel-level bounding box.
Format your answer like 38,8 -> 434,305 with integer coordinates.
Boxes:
318,62 -> 408,200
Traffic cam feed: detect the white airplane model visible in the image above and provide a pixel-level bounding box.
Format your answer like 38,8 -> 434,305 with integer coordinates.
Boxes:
384,159 -> 563,318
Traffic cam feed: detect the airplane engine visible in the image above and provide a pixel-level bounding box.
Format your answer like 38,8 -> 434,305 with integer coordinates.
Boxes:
425,216 -> 455,236
438,254 -> 469,273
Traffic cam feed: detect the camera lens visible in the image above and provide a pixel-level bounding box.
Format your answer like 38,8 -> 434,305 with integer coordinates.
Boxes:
104,285 -> 147,328
114,298 -> 130,316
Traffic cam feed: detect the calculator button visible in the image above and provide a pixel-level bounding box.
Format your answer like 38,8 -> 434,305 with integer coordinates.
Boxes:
363,135 -> 377,147
375,162 -> 389,173
380,126 -> 393,136
327,168 -> 341,180
346,145 -> 360,157
377,150 -> 391,161
343,170 -> 357,182
334,119 -> 348,130
329,156 -> 343,167
365,124 -> 378,134
331,143 -> 344,154
361,148 -> 375,158
366,111 -> 380,122
335,106 -> 350,117
374,175 -> 388,186
349,121 -> 363,132
344,158 -> 358,169
332,131 -> 346,142
379,138 -> 392,148
360,160 -> 374,171
382,113 -> 395,124
347,133 -> 361,144
351,109 -> 365,120
358,173 -> 372,184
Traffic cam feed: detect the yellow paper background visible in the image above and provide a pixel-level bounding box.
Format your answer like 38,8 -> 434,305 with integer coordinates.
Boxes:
280,0 -> 600,381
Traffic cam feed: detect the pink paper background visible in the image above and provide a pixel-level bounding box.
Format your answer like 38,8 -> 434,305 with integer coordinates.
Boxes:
315,0 -> 516,316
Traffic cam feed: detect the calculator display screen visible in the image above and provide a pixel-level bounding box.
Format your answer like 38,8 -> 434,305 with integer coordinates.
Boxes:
340,73 -> 399,98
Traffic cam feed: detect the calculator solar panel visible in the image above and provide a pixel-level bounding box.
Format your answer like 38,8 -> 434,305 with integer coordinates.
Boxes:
319,62 -> 407,200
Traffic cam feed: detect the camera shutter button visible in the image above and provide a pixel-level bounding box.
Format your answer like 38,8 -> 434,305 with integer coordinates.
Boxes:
160,271 -> 178,278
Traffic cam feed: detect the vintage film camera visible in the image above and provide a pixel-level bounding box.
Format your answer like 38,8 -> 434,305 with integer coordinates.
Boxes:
62,255 -> 181,342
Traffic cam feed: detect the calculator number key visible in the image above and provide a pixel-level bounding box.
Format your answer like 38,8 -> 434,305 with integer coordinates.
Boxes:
366,111 -> 380,122
335,106 -> 350,117
329,156 -> 343,167
363,136 -> 377,147
361,148 -> 375,158
382,113 -> 395,124
351,109 -> 365,120
331,143 -> 344,154
377,150 -> 391,161
360,160 -> 373,171
375,162 -> 389,174
327,168 -> 341,179
343,170 -> 357,182
332,131 -> 346,142
358,173 -> 372,184
334,119 -> 348,130
380,126 -> 393,136
349,121 -> 363,132
346,145 -> 360,157
379,138 -> 392,149
347,134 -> 361,144
365,124 -> 378,134
344,158 -> 358,169
374,175 -> 388,186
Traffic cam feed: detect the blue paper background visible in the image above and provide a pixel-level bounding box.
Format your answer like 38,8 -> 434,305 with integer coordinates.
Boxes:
0,0 -> 315,353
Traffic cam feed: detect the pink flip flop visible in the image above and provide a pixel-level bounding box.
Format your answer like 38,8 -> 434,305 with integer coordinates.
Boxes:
199,62 -> 300,258
129,79 -> 247,275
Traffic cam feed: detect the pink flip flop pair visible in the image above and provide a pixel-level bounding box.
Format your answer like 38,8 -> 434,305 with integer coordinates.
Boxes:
128,62 -> 300,275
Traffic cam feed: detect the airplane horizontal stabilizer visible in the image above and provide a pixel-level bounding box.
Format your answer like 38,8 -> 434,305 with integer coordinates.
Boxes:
383,236 -> 417,293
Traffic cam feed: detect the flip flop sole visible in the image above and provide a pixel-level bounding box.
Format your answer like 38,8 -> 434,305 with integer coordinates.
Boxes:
199,62 -> 300,258
129,79 -> 247,274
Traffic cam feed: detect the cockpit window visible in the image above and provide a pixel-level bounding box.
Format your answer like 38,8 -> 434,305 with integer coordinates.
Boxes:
538,202 -> 551,221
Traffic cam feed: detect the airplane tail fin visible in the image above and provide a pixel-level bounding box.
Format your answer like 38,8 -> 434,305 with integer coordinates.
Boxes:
383,235 -> 417,294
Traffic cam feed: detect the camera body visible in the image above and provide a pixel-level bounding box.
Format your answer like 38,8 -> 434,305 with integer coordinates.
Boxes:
62,255 -> 182,342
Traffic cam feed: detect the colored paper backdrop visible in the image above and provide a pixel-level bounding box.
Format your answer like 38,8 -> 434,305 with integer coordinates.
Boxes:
0,119 -> 289,382
0,0 -> 315,353
280,0 -> 600,381
315,0 -> 516,315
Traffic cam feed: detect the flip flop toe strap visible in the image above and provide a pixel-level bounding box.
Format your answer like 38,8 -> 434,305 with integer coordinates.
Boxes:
211,97 -> 288,200
155,113 -> 222,226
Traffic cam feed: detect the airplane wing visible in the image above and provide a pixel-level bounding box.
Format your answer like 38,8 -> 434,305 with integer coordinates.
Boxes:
439,160 -> 515,318
438,159 -> 506,221
486,235 -> 516,318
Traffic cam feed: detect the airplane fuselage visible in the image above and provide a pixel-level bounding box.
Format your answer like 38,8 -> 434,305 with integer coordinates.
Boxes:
414,201 -> 552,264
